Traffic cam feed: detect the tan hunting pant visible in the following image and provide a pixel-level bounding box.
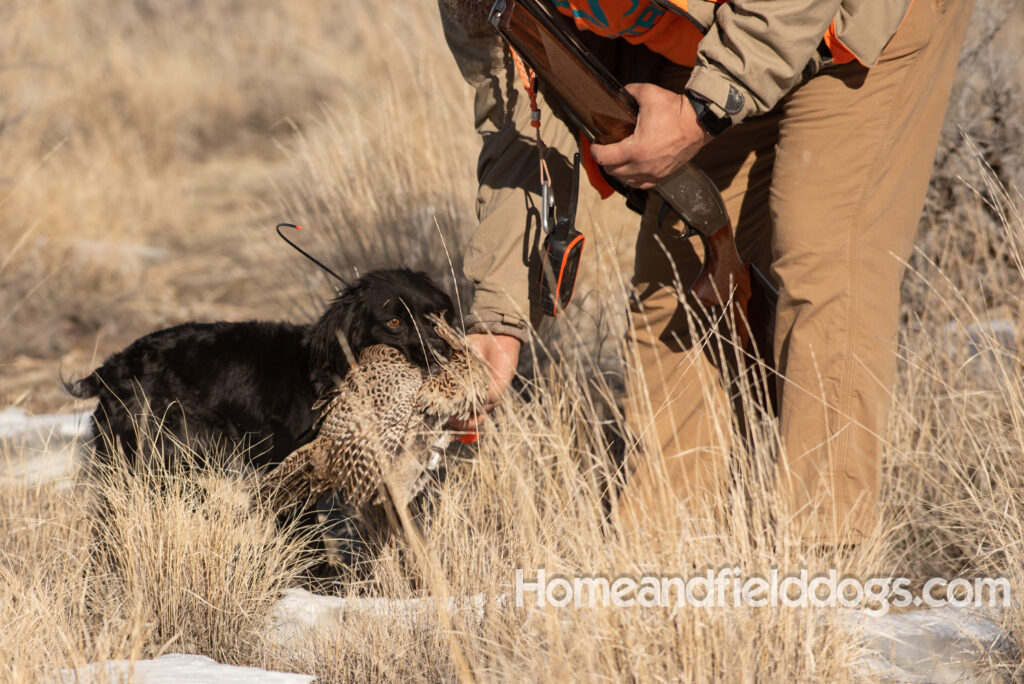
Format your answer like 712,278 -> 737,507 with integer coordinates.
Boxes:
442,0 -> 972,544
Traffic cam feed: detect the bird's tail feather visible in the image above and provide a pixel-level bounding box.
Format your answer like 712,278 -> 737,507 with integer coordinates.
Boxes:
256,442 -> 316,513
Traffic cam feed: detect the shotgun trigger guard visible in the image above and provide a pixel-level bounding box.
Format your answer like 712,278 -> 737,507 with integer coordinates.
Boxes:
656,199 -> 698,240
655,201 -> 711,294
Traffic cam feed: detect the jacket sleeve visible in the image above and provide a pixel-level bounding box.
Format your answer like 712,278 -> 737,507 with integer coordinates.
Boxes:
439,8 -> 534,343
685,0 -> 842,124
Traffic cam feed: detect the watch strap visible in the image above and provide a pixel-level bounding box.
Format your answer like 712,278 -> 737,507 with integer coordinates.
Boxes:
685,91 -> 732,137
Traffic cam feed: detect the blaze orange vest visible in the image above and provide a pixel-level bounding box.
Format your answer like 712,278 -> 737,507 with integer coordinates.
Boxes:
552,0 -> 858,68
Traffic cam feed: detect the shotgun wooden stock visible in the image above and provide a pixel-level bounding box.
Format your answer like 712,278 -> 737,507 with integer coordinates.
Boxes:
491,0 -> 756,347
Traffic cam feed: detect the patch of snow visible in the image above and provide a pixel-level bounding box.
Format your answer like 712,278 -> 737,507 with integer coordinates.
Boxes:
270,587 -> 488,644
3,448 -> 78,486
1,407 -> 91,486
0,407 -> 92,440
844,605 -> 1012,683
55,654 -> 313,684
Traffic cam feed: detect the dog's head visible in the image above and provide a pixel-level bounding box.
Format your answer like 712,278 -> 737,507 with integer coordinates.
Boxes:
306,268 -> 457,387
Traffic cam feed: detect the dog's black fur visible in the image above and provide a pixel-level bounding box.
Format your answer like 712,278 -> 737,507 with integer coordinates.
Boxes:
65,268 -> 455,471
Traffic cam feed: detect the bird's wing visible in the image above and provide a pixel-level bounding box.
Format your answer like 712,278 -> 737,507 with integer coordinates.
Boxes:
257,440 -> 319,512
291,348 -> 425,510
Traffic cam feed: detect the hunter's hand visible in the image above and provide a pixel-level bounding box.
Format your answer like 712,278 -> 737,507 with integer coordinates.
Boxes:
447,332 -> 521,431
590,83 -> 713,190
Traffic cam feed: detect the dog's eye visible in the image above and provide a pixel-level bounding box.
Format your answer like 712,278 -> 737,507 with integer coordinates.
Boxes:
386,318 -> 402,329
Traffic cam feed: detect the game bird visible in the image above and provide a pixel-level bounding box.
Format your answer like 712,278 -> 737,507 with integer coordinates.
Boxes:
257,316 -> 489,521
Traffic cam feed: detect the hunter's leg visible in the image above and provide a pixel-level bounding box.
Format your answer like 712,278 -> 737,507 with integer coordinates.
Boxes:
616,66 -> 779,532
770,0 -> 974,543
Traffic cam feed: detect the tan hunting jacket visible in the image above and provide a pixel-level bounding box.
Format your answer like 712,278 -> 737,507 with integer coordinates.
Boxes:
440,0 -> 916,340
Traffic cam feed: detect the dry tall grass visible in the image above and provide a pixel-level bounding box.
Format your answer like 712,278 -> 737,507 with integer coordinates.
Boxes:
0,439 -> 307,681
1,0 -> 1023,682
0,2 -> 480,407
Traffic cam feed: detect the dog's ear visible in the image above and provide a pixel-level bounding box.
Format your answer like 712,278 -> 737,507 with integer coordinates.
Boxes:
306,285 -> 368,386
338,295 -> 369,362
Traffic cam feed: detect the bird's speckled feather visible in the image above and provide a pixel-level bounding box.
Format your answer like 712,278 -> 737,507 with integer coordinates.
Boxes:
258,318 -> 488,517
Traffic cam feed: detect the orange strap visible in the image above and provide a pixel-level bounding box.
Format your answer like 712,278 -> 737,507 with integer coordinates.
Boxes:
510,48 -> 541,130
510,47 -> 613,203
579,135 -> 615,199
509,47 -> 553,205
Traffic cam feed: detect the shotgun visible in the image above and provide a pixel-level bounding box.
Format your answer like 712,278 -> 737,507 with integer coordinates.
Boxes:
489,0 -> 777,348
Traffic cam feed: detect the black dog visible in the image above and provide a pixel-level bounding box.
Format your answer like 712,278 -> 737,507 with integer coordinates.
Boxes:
65,268 -> 456,471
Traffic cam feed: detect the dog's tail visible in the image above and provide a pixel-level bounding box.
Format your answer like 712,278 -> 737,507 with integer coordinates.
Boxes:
61,371 -> 101,399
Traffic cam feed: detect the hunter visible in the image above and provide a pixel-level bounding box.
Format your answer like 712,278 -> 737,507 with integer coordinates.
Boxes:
441,0 -> 972,544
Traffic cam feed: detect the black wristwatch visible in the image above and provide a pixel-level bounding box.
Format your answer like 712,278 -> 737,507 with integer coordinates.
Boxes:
685,91 -> 732,137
